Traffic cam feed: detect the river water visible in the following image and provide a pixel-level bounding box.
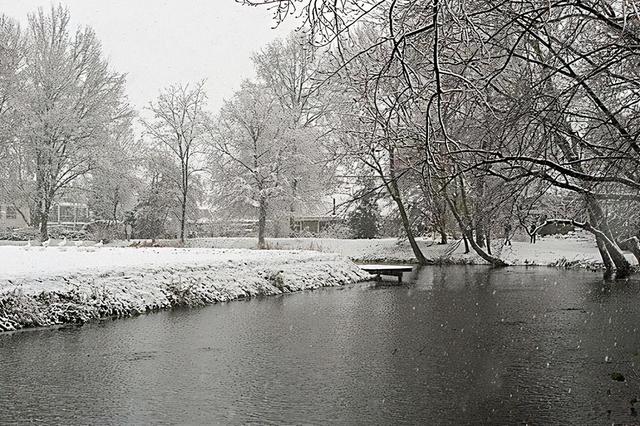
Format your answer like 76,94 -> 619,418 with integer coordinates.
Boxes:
1,266 -> 639,424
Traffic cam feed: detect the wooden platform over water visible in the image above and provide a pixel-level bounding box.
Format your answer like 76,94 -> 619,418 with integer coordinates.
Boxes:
359,264 -> 413,282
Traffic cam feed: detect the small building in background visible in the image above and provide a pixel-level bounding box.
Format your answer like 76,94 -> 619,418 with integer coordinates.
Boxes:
287,194 -> 349,236
290,215 -> 341,235
48,201 -> 90,229
0,198 -> 90,231
186,195 -> 349,238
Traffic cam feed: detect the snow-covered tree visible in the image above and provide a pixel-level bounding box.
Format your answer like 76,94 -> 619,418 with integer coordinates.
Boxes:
252,34 -> 338,225
88,118 -> 140,225
253,33 -> 326,127
348,184 -> 380,239
0,15 -> 30,223
208,80 -> 327,248
142,80 -> 207,243
133,151 -> 181,239
20,6 -> 132,240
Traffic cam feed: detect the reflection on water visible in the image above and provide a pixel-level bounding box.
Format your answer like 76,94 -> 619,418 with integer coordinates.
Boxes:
1,266 -> 639,424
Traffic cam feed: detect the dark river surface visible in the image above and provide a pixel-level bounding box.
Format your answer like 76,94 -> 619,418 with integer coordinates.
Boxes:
1,266 -> 639,425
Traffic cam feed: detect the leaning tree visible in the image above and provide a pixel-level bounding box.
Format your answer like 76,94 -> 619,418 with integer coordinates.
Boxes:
243,0 -> 640,275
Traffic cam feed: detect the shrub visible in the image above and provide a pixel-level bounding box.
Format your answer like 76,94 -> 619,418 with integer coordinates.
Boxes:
82,220 -> 122,242
0,227 -> 40,241
318,222 -> 351,239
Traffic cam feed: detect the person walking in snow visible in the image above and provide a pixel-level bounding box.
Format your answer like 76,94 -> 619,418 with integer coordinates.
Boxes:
529,224 -> 537,244
504,223 -> 512,246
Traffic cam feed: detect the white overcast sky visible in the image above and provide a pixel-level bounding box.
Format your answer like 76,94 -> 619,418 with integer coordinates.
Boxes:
0,0 -> 297,112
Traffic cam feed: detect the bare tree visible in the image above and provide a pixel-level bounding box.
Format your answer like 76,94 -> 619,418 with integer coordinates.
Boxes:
143,80 -> 207,243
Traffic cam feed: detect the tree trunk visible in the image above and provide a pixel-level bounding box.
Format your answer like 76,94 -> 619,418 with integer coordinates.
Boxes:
179,189 -> 187,243
39,195 -> 53,241
591,227 -> 631,278
438,227 -> 447,244
32,153 -> 44,233
475,222 -> 486,248
486,229 -> 492,256
39,212 -> 49,241
32,208 -> 42,237
445,192 -> 507,267
475,176 -> 486,249
595,236 -> 614,275
289,179 -> 298,235
258,197 -> 267,249
465,228 -> 508,267
386,147 -> 427,264
586,195 -> 630,276
389,186 -> 427,264
462,234 -> 470,254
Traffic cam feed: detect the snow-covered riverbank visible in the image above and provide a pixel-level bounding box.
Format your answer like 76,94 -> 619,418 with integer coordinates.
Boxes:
2,233 -> 635,332
0,247 -> 369,332
184,234 -> 638,269
3,232 -> 634,270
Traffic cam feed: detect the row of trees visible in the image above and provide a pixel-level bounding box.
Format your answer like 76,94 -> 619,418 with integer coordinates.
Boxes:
141,36 -> 336,246
242,0 -> 640,276
0,6 -> 339,246
4,2 -> 638,278
0,7 -> 133,240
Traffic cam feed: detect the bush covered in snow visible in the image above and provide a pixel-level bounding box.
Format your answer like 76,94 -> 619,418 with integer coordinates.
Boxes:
0,226 -> 89,241
0,227 -> 40,241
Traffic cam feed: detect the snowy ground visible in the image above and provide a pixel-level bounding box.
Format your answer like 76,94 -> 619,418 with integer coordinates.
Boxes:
0,246 -> 369,332
2,232 -> 634,275
184,233 -> 637,268
0,246 -> 355,281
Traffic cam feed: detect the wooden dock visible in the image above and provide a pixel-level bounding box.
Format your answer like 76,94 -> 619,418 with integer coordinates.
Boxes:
359,264 -> 413,282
